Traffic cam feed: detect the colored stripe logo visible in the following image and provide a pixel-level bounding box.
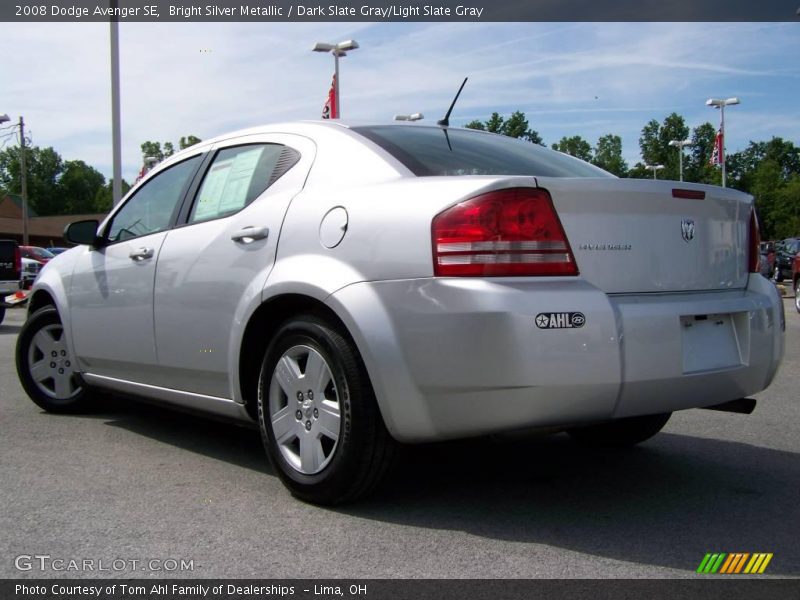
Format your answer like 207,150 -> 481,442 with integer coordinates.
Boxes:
697,553 -> 773,574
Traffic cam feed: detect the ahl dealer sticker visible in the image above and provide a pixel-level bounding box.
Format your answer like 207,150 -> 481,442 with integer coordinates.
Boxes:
535,312 -> 586,329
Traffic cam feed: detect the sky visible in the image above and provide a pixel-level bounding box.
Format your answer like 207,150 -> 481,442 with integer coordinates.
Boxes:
1,21 -> 799,183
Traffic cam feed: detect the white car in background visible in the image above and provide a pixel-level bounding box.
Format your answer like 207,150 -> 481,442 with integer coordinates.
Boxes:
16,121 -> 784,504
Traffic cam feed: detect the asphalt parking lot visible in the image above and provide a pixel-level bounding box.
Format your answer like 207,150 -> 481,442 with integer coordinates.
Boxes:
1,298 -> 798,579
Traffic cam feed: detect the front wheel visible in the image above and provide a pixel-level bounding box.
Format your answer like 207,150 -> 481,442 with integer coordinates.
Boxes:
16,306 -> 94,413
567,413 -> 671,447
258,315 -> 395,505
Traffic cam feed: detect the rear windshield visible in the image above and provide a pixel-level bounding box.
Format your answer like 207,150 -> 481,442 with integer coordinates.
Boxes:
352,125 -> 613,178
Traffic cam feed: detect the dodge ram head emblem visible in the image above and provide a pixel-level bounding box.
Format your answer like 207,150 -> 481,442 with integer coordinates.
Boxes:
681,219 -> 695,242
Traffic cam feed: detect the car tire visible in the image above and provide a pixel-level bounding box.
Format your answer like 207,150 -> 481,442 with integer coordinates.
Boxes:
795,280 -> 800,314
773,265 -> 783,282
257,314 -> 396,505
567,413 -> 671,447
0,306 -> 5,325
16,306 -> 94,413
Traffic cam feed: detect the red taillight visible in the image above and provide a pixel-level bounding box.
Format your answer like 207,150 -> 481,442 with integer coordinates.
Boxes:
13,245 -> 21,274
749,209 -> 761,273
432,187 -> 578,277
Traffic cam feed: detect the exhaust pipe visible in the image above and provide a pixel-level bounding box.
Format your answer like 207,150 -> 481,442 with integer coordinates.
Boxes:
702,398 -> 757,415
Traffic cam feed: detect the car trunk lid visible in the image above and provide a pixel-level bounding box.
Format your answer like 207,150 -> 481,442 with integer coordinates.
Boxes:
536,177 -> 752,294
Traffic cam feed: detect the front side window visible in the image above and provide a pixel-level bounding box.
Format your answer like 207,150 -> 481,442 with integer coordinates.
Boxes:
107,155 -> 202,243
188,144 -> 299,224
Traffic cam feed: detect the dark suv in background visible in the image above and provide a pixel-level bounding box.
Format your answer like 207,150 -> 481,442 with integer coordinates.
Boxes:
0,239 -> 22,325
772,238 -> 800,282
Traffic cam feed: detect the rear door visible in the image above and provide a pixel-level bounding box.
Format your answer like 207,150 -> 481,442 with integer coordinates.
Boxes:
150,133 -> 314,398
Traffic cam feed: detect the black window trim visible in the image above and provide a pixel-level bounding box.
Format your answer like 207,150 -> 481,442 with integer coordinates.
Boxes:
174,142 -> 300,229
100,152 -> 210,247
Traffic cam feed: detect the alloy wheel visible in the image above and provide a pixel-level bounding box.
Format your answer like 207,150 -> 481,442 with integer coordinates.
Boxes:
268,344 -> 341,475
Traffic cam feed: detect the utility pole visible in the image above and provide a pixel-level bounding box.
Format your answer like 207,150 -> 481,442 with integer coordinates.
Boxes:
110,1 -> 123,205
19,116 -> 29,246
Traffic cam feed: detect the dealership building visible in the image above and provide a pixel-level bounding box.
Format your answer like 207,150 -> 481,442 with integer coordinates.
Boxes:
0,194 -> 106,247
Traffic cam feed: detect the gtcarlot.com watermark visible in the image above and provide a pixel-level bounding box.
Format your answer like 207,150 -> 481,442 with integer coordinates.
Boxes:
14,554 -> 195,573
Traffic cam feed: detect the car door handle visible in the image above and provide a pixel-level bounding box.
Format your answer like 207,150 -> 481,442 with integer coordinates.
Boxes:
129,247 -> 154,261
231,226 -> 269,243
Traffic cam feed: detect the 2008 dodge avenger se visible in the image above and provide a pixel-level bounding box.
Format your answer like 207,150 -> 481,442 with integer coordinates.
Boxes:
16,122 -> 784,504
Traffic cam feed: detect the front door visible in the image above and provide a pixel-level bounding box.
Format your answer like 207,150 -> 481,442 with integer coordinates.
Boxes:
69,154 -> 204,382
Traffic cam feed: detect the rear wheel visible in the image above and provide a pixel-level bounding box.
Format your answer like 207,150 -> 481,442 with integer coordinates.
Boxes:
16,306 -> 94,413
0,306 -> 5,325
567,413 -> 671,447
258,315 -> 395,505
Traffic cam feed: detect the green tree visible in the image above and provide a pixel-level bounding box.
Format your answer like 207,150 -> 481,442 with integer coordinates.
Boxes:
179,135 -> 202,150
773,176 -> 800,239
637,113 -> 690,181
592,134 -> 628,176
465,111 -> 543,145
59,160 -> 106,214
0,145 -> 64,215
728,137 -> 800,191
552,135 -> 593,162
684,122 -> 719,185
140,141 -> 166,162
141,135 -> 202,163
638,119 -> 662,168
93,179 -> 131,213
485,112 -> 504,134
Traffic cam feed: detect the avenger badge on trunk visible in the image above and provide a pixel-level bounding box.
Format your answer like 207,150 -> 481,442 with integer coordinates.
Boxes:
681,219 -> 695,242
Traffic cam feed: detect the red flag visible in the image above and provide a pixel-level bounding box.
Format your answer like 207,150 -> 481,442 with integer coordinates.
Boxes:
134,165 -> 148,183
321,74 -> 337,119
710,128 -> 723,166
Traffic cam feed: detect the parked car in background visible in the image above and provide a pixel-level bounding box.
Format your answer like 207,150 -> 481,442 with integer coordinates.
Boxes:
792,252 -> 800,313
760,241 -> 776,274
46,247 -> 69,255
14,121 -> 785,505
21,257 -> 42,290
772,238 -> 800,282
0,239 -> 22,325
20,246 -> 56,265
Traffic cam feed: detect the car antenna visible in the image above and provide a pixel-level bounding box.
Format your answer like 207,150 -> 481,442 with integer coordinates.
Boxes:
437,77 -> 468,127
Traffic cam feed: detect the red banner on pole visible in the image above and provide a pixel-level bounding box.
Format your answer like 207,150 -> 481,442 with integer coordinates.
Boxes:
710,128 -> 723,166
321,74 -> 338,119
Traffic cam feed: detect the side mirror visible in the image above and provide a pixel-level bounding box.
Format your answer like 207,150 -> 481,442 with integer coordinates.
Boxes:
64,220 -> 100,246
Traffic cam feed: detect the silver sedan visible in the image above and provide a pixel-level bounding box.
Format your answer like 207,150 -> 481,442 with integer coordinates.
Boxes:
16,122 -> 784,504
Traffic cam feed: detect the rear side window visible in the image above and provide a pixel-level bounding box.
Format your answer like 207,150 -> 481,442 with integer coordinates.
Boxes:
352,125 -> 613,178
188,144 -> 300,224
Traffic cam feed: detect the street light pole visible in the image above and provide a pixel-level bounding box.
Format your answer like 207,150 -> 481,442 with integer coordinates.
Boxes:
706,97 -> 740,188
334,50 -> 340,119
645,164 -> 664,180
110,0 -> 123,205
313,40 -> 359,119
19,116 -> 28,246
669,139 -> 693,182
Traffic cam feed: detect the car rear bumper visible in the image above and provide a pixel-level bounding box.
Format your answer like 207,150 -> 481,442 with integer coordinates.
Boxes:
328,274 -> 784,443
